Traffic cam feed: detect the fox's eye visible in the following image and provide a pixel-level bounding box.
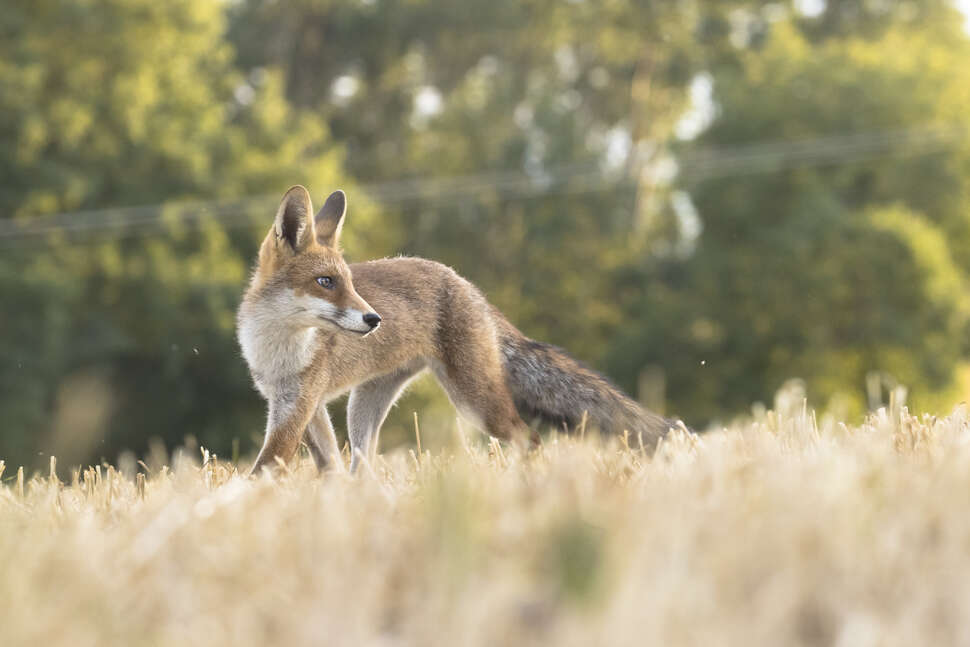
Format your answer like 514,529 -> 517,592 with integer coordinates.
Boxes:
316,276 -> 334,289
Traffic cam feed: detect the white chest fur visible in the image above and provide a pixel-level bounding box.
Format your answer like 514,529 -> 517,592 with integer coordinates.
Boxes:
238,307 -> 317,399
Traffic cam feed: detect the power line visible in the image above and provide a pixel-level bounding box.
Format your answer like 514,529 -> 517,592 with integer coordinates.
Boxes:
677,124 -> 964,180
0,163 -> 619,247
0,123 -> 964,248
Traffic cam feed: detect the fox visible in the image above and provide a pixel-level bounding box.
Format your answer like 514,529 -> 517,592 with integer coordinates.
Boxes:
238,185 -> 675,474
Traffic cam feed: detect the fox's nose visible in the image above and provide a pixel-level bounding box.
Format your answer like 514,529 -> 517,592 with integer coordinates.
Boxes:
363,313 -> 381,329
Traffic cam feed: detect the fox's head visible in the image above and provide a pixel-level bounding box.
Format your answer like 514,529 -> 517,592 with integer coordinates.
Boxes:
248,186 -> 380,335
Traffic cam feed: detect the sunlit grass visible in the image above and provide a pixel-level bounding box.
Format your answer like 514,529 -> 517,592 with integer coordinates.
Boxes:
3,391 -> 970,646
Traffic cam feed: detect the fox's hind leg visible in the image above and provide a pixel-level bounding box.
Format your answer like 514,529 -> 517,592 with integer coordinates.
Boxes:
303,401 -> 340,472
347,361 -> 425,473
429,357 -> 535,450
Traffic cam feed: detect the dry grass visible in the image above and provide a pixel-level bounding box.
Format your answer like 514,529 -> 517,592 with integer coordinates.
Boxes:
3,393 -> 970,646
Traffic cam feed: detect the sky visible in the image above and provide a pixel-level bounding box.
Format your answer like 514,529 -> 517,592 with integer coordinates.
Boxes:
960,0 -> 970,28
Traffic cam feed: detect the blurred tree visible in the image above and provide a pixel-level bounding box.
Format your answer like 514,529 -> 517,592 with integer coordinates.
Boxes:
3,0 -> 970,471
609,11 -> 970,422
226,0 -> 754,393
229,0 -> 970,426
792,0 -> 954,42
0,0 -> 354,470
225,0 -> 771,444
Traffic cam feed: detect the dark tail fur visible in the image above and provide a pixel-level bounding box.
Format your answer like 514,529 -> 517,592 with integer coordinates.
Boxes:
499,332 -> 676,448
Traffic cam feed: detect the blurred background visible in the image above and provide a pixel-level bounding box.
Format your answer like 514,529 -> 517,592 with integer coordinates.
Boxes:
3,0 -> 970,472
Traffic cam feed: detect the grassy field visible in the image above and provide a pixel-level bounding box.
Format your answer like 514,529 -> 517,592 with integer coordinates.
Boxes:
3,392 -> 970,646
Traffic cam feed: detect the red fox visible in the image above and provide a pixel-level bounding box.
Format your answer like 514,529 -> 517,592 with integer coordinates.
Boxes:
238,186 -> 674,474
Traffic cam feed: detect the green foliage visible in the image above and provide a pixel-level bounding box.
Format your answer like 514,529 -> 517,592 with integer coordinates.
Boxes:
0,0 -> 350,469
3,0 -> 970,469
227,0 -> 756,367
609,16 -> 970,421
0,0 -> 345,214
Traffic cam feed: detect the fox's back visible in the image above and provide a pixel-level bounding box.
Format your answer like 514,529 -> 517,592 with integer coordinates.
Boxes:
322,257 -> 505,393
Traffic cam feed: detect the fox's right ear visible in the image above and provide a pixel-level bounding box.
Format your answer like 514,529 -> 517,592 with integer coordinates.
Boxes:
315,190 -> 346,248
274,185 -> 315,253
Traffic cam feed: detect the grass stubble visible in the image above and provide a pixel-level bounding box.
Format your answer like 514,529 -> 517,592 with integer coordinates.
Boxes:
2,392 -> 970,646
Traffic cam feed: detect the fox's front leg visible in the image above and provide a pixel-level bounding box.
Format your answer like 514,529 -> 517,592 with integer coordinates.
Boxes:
251,387 -> 317,476
303,402 -> 341,472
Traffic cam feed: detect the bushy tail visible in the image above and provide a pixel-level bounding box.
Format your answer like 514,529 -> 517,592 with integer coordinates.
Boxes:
500,332 -> 676,449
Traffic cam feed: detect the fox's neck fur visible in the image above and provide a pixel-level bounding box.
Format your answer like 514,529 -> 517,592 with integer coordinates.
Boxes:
238,295 -> 319,395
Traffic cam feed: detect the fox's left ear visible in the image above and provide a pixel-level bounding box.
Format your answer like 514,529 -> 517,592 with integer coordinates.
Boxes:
315,190 -> 346,248
274,185 -> 315,253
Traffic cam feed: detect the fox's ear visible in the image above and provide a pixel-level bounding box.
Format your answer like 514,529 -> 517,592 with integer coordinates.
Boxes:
274,186 -> 315,252
315,190 -> 346,248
